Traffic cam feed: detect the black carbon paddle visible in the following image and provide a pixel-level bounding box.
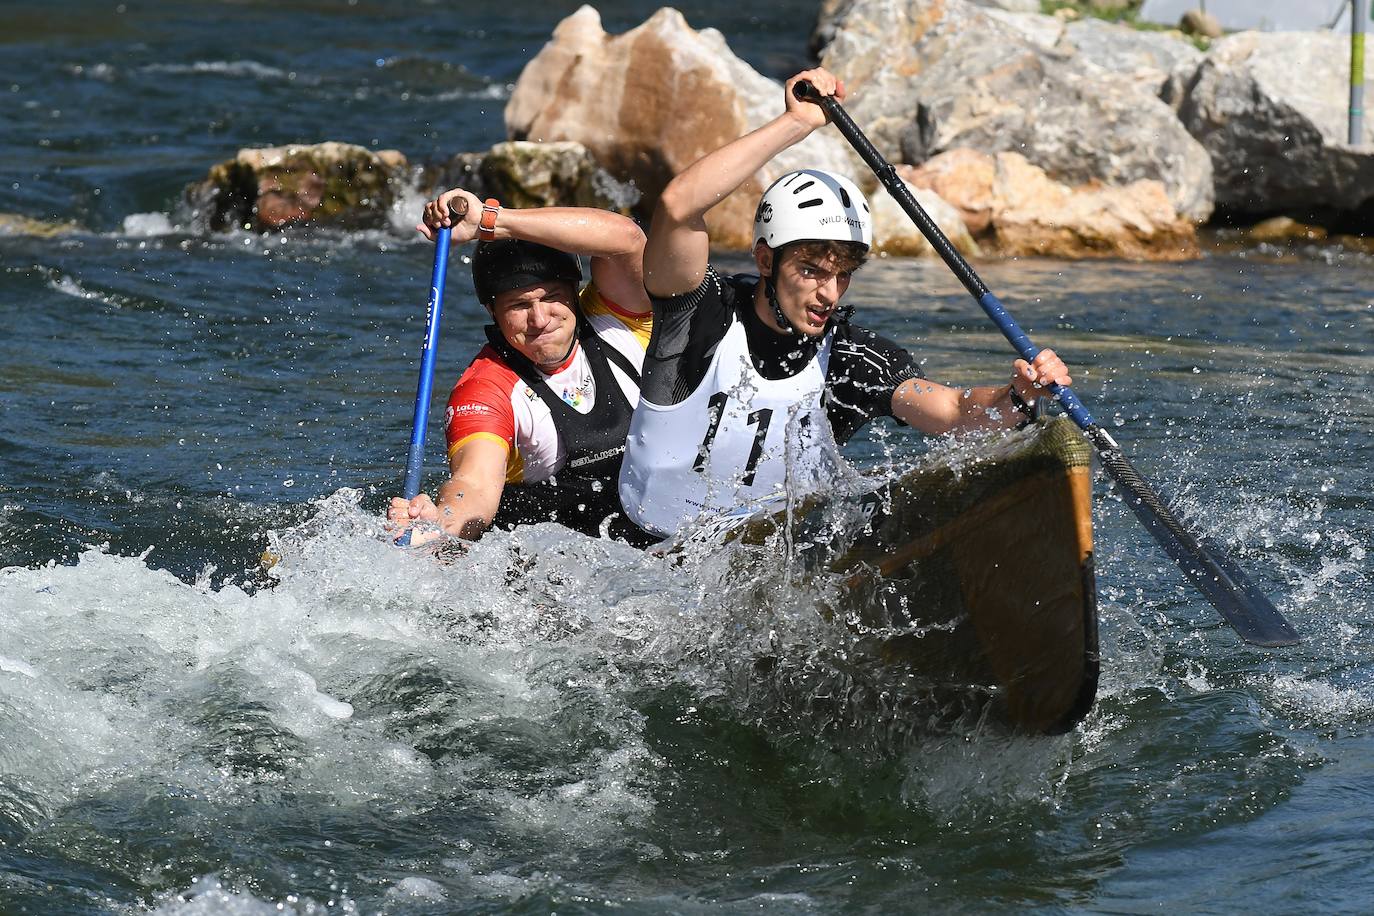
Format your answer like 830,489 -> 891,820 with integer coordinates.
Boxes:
794,79 -> 1299,647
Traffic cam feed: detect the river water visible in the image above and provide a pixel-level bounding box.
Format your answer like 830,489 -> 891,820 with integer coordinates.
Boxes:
3,2 -> 1373,913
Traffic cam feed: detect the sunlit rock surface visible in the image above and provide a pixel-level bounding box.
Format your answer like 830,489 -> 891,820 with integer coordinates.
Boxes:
0,213 -> 80,237
505,5 -> 857,249
185,141 -> 409,231
1056,17 -> 1202,90
868,179 -> 982,258
903,149 -> 1199,260
1163,31 -> 1374,227
426,141 -> 640,214
815,0 -> 1215,222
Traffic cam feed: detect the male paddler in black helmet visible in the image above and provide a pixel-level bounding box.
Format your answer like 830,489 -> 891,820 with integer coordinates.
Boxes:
387,188 -> 654,545
618,67 -> 1074,539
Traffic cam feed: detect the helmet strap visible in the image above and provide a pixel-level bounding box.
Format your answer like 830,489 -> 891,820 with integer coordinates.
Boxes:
764,273 -> 799,336
762,246 -> 799,336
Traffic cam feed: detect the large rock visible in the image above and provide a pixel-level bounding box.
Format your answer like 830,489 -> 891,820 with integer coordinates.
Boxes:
506,5 -> 860,249
1057,18 -> 1201,90
425,141 -> 640,214
1163,31 -> 1374,224
982,10 -> 1065,49
816,0 -> 1215,221
868,181 -> 982,257
185,142 -> 409,231
903,149 -> 1199,260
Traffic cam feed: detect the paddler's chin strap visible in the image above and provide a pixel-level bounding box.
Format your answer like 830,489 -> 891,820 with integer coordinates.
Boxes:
763,273 -> 797,336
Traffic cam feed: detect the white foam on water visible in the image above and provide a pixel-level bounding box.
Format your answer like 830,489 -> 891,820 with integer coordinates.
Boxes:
146,875 -> 343,915
1267,674 -> 1374,725
385,876 -> 447,901
121,211 -> 178,237
386,175 -> 433,238
46,274 -> 128,308
0,655 -> 38,678
142,61 -> 290,80
430,82 -> 512,102
0,487 -> 683,859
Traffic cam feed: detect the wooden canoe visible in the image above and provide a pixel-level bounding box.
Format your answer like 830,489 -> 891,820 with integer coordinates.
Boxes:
734,417 -> 1099,736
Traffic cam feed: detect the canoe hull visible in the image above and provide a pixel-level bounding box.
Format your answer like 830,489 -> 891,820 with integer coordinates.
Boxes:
747,418 -> 1099,735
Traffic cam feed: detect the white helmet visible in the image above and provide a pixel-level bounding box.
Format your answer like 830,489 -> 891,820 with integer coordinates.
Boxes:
753,169 -> 872,251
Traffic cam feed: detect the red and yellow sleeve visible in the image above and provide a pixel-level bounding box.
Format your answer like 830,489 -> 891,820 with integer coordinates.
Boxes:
581,282 -> 651,351
444,374 -> 515,459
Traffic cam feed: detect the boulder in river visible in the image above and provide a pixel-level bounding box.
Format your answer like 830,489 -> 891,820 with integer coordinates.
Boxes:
185,142 -> 409,231
815,0 -> 1215,222
1163,31 -> 1374,228
868,179 -> 982,258
426,141 -> 640,214
505,5 -> 858,249
903,149 -> 1199,260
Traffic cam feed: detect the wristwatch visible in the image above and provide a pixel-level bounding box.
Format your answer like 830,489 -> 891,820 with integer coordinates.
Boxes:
477,198 -> 501,241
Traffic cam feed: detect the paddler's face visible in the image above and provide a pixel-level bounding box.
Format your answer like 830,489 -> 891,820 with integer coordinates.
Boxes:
757,244 -> 854,337
489,281 -> 578,368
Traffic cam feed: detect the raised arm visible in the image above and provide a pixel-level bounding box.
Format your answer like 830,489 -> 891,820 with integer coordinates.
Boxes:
418,190 -> 649,316
643,69 -> 844,298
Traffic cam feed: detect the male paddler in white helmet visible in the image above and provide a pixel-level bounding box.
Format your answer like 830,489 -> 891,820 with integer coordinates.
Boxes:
618,67 -> 1074,539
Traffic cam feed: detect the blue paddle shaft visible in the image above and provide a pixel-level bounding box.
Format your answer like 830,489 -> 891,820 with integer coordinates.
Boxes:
402,226 -> 452,501
977,291 -> 1096,428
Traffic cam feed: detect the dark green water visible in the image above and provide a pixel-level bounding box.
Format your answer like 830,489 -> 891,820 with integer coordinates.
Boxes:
2,2 -> 1373,913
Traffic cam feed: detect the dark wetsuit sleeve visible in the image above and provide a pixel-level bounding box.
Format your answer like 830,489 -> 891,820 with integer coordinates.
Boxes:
824,323 -> 925,445
640,266 -> 735,407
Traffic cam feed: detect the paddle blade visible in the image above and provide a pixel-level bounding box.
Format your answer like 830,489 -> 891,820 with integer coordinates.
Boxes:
1091,431 -> 1300,647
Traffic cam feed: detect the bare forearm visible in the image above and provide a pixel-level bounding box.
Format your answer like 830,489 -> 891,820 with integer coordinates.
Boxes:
434,475 -> 501,541
490,207 -> 643,260
892,379 -> 1026,436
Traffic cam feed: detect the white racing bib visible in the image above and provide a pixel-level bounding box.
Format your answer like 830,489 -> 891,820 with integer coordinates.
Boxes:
620,316 -> 839,537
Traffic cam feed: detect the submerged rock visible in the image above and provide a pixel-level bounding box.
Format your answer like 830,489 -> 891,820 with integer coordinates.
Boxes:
505,5 -> 857,249
1245,216 -> 1328,244
185,141 -> 409,231
815,0 -> 1215,221
1163,31 -> 1374,227
0,213 -> 80,238
904,149 -> 1199,260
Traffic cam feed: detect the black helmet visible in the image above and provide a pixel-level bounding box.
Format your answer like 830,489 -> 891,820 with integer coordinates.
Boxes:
471,239 -> 582,306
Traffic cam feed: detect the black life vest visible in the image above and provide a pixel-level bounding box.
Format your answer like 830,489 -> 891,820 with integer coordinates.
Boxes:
481,317 -> 655,547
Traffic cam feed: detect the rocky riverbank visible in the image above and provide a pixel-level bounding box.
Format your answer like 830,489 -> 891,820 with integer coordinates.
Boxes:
164,1 -> 1374,259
